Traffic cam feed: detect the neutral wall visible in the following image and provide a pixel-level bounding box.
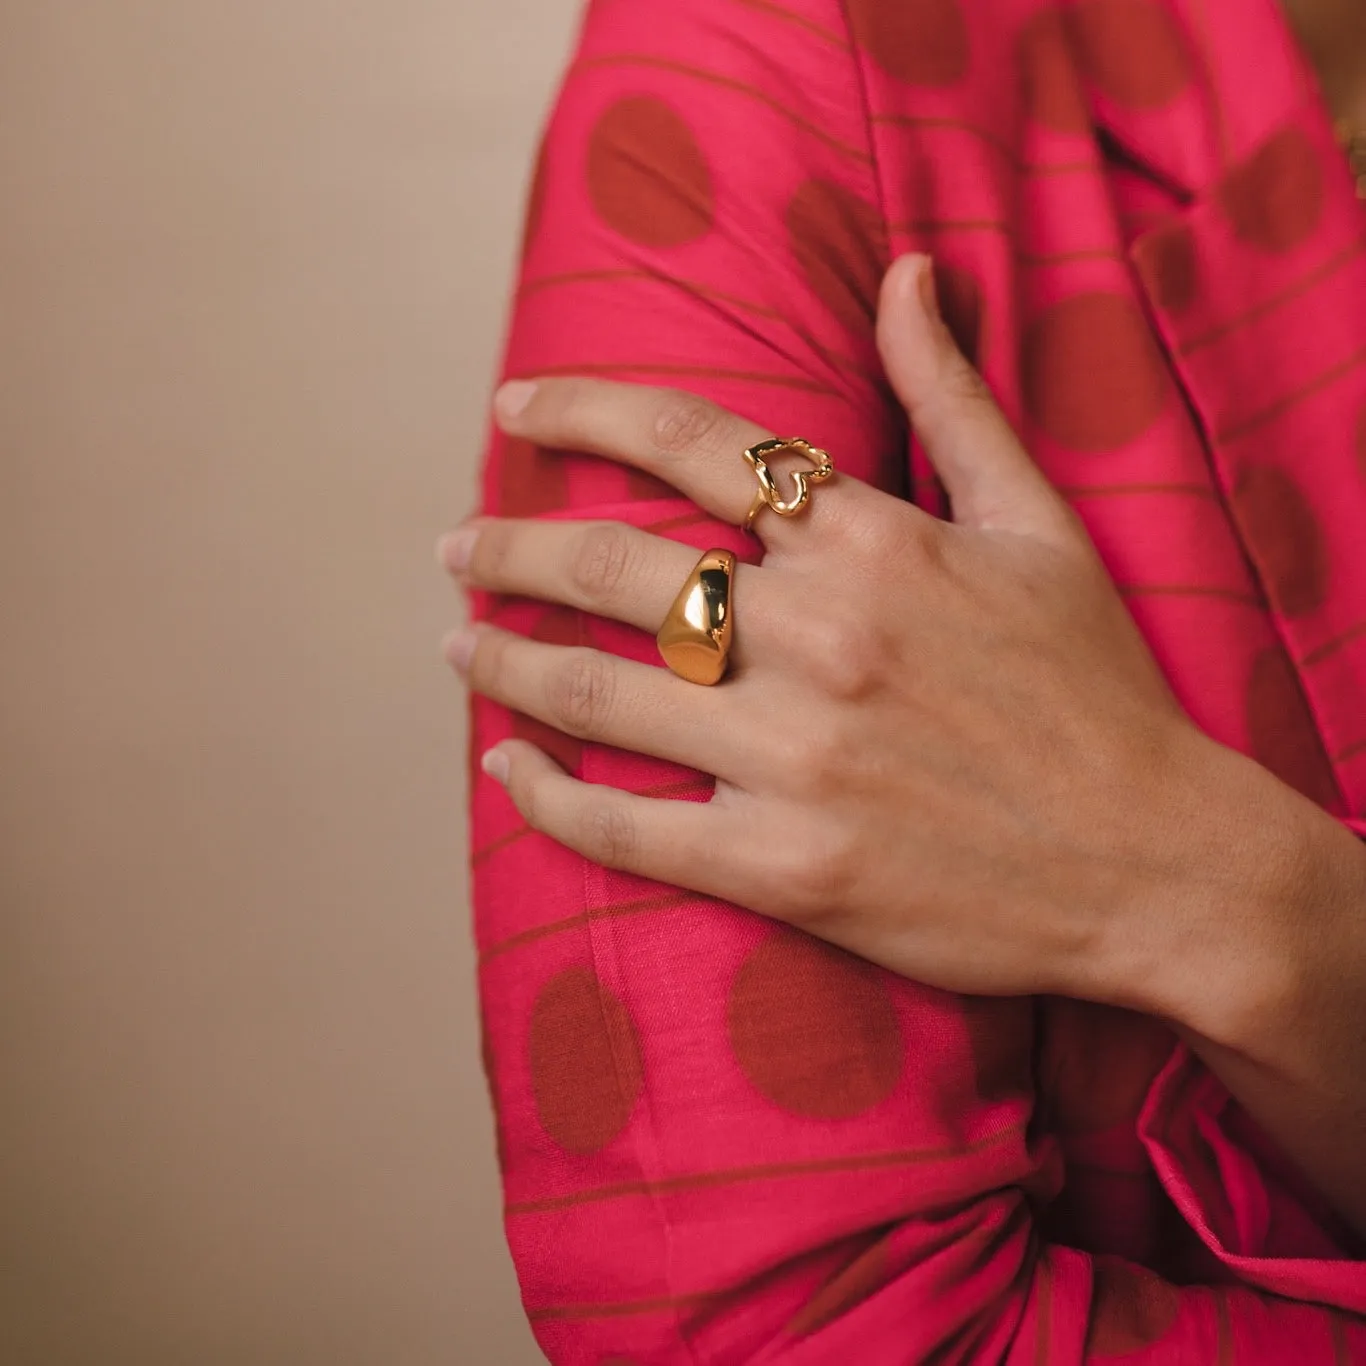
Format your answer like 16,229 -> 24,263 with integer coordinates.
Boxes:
0,3 -> 570,1362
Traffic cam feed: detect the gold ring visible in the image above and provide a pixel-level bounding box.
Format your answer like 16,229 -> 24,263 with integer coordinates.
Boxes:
656,548 -> 736,686
742,437 -> 835,533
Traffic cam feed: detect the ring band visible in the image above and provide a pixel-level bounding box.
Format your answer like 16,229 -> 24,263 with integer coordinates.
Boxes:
742,437 -> 834,533
656,548 -> 736,686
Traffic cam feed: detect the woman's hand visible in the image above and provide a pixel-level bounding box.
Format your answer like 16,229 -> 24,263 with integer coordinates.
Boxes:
438,254 -> 1307,1017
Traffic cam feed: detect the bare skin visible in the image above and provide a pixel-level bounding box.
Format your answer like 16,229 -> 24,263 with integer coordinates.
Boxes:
442,256 -> 1366,1238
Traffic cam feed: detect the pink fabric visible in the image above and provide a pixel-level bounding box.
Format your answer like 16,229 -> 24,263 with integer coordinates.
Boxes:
469,0 -> 1366,1359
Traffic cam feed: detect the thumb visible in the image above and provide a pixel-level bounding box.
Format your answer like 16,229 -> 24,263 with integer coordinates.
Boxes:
877,253 -> 1068,537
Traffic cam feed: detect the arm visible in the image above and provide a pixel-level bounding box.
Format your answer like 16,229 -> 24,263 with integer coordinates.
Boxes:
468,2 -> 1366,1360
1115,731 -> 1366,1238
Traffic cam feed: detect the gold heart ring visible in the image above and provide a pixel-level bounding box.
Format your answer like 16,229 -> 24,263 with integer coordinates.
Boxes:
656,548 -> 736,686
741,437 -> 835,533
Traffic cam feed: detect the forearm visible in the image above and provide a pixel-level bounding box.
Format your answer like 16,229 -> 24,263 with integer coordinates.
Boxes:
1098,727 -> 1366,1238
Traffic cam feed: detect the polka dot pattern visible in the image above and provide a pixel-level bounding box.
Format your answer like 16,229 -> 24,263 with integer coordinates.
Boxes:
1232,465 -> 1328,618
846,0 -> 969,87
786,179 -> 887,328
727,929 -> 903,1120
1134,221 -> 1198,314
586,97 -> 714,247
789,1236 -> 892,1336
1070,0 -> 1193,109
528,965 -> 644,1154
1085,1258 -> 1181,1356
497,436 -> 568,518
513,608 -> 585,775
475,0 -> 1366,1348
1022,292 -> 1169,450
1245,646 -> 1340,810
1218,125 -> 1324,253
1018,8 -> 1089,134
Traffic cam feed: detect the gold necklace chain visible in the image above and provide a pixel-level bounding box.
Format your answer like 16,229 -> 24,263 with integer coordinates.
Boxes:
1335,119 -> 1366,199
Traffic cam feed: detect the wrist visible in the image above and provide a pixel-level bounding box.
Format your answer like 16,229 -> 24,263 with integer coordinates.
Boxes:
1091,724 -> 1363,1054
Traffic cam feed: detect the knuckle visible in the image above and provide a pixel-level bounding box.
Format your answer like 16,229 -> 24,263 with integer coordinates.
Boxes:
569,522 -> 633,604
546,651 -> 615,737
652,391 -> 725,458
799,614 -> 887,700
581,800 -> 638,868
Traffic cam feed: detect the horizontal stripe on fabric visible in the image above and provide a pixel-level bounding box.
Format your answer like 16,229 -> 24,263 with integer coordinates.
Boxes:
507,1124 -> 1026,1219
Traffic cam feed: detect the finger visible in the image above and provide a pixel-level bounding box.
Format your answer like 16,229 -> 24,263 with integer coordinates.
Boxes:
876,254 -> 1076,541
492,377 -> 853,548
441,516 -> 772,662
451,624 -> 748,780
481,739 -> 752,898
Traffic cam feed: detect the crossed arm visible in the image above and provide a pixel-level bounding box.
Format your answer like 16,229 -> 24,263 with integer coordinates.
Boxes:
456,2 -> 1366,1360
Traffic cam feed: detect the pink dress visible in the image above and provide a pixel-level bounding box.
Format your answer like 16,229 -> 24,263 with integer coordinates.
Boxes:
470,0 -> 1366,1359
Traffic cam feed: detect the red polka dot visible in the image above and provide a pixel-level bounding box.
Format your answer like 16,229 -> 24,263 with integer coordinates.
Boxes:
528,965 -> 644,1154
1134,221 -> 1198,313
1022,292 -> 1169,451
789,1235 -> 892,1336
1018,8 -> 1090,134
1219,125 -> 1323,253
727,929 -> 903,1119
786,179 -> 887,328
1232,464 -> 1329,618
933,262 -> 985,365
496,436 -> 568,518
846,0 -> 969,86
1245,645 -> 1341,810
1040,1000 -> 1175,1133
512,608 -> 585,775
1085,1258 -> 1181,1356
586,97 -> 714,247
1070,0 -> 1193,109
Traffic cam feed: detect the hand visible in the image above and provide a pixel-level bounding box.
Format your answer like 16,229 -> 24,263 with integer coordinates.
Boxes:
438,254 -> 1245,1005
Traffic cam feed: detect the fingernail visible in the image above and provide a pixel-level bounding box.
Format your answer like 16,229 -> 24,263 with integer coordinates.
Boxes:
437,524 -> 479,573
442,627 -> 477,673
495,380 -> 537,423
481,748 -> 511,785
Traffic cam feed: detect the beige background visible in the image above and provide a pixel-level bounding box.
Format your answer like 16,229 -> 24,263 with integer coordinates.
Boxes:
0,2 -> 570,1361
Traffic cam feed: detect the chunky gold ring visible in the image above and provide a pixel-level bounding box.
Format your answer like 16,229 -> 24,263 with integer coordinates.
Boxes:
656,548 -> 736,686
742,437 -> 835,533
